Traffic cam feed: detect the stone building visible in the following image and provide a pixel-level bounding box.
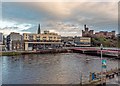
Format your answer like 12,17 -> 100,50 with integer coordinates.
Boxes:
82,25 -> 94,37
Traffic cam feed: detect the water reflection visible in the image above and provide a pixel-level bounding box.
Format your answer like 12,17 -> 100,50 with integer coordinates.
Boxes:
1,53 -> 118,84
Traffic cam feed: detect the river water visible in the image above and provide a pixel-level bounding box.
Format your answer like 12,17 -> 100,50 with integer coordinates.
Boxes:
0,53 -> 119,84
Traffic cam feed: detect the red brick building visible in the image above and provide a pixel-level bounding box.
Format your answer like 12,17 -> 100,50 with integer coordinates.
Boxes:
95,31 -> 115,38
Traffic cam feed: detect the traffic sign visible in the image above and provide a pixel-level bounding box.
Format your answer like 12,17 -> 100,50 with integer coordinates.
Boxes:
102,59 -> 107,68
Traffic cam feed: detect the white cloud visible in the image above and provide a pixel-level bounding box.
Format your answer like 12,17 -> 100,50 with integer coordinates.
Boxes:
43,21 -> 82,36
0,21 -> 16,28
0,20 -> 32,35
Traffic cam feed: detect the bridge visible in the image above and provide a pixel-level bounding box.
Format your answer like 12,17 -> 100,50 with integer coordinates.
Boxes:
65,47 -> 120,58
1,47 -> 120,58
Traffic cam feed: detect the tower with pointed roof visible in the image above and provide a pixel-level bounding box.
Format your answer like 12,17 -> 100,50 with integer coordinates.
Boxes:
37,24 -> 41,34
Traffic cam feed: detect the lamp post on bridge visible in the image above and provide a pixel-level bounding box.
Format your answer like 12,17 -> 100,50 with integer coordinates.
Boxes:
100,44 -> 103,85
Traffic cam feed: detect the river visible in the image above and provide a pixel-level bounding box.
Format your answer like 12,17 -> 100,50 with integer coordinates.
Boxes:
0,53 -> 119,84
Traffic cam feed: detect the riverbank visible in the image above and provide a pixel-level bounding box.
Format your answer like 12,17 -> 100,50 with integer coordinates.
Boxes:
0,48 -> 119,60
1,51 -> 22,56
0,49 -> 69,56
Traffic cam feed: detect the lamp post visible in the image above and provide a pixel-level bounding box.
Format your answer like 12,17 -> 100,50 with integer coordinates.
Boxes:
100,44 -> 103,85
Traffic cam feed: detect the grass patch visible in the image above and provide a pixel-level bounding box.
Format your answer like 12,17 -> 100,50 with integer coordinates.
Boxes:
1,52 -> 22,56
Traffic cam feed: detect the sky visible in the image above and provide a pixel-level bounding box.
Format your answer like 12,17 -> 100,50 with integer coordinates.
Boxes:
0,0 -> 119,36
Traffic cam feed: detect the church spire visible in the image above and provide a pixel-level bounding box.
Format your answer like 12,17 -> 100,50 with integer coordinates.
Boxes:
38,24 -> 41,34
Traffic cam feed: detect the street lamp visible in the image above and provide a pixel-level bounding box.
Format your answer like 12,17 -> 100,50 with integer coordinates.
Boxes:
100,44 -> 103,85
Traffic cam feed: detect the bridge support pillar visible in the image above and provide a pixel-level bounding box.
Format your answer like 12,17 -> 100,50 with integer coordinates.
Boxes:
83,50 -> 85,53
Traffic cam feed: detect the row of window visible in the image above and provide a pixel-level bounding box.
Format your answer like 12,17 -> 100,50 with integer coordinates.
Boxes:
24,36 -> 61,40
27,40 -> 61,42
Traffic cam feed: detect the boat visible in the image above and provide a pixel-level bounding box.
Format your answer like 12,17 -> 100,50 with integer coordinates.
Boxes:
86,58 -> 90,61
85,57 -> 91,62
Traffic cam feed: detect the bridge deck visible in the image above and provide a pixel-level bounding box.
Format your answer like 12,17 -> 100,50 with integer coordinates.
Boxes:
71,47 -> 119,57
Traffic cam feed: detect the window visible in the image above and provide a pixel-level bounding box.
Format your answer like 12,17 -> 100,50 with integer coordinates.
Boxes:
49,37 -> 52,40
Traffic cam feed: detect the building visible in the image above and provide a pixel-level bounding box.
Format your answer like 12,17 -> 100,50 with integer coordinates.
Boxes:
82,25 -> 94,37
0,33 -> 3,45
6,32 -> 23,51
61,36 -> 75,47
0,33 -> 3,52
61,36 -> 74,43
79,37 -> 91,46
74,36 -> 80,43
0,33 -> 7,51
74,36 -> 91,46
95,31 -> 115,38
23,29 -> 62,50
82,24 -> 116,39
117,34 -> 120,38
23,31 -> 61,42
61,36 -> 91,47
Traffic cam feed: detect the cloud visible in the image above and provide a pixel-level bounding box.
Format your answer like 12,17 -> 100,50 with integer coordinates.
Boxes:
24,2 -> 117,22
0,21 -> 33,35
1,1 -> 118,36
2,0 -> 120,2
41,21 -> 82,36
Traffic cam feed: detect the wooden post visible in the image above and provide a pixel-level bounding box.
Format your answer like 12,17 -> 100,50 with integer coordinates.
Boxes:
89,72 -> 92,82
80,72 -> 82,86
